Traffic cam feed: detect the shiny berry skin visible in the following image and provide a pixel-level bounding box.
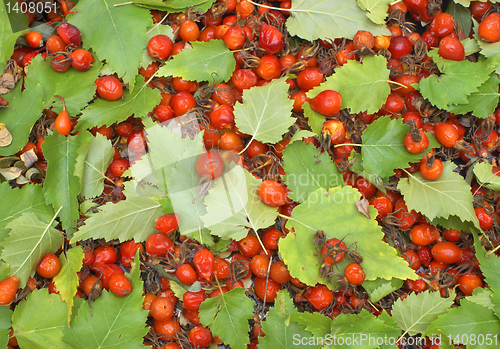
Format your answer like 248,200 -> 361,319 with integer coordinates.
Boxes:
420,157 -> 443,180
223,25 -> 246,50
259,24 -> 284,55
388,36 -> 412,60
46,35 -> 66,53
109,274 -> 132,297
410,224 -> 438,246
344,263 -> 365,285
114,122 -> 134,138
36,253 -> 61,279
127,129 -> 146,155
249,255 -> 270,278
258,180 -> 286,207
305,284 -> 333,310
261,228 -> 283,250
109,158 -> 130,177
150,296 -> 175,320
196,151 -> 224,180
211,83 -> 236,106
169,91 -> 196,116
479,13 -> 500,43
353,30 -> 375,50
0,276 -> 19,305
231,69 -> 258,91
404,130 -> 429,153
55,109 -> 72,136
154,214 -> 179,235
238,234 -> 261,258
443,228 -> 461,242
431,241 -> 462,264
94,264 -> 124,290
254,276 -> 280,302
145,233 -> 174,257
189,325 -> 212,348
475,207 -> 493,230
213,257 -> 230,280
296,67 -> 324,91
438,36 -> 465,61
458,273 -> 483,296
153,317 -> 180,342
71,49 -> 94,71
92,245 -> 118,269
95,76 -> 123,101
255,54 -> 281,81
435,122 -> 459,147
353,176 -> 376,198
25,31 -> 43,48
209,105 -> 234,130
470,1 -> 492,21
246,140 -> 269,158
119,240 -> 144,267
269,260 -> 291,284
417,246 -> 432,267
322,119 -> 346,145
179,19 -> 200,42
183,290 -> 207,311
193,249 -> 215,281
82,274 -> 101,297
402,250 -> 421,270
310,90 -> 342,117
429,13 -> 455,37
320,238 -> 347,264
176,264 -> 197,285
369,196 -> 393,220
147,35 -> 173,60
57,23 -> 81,47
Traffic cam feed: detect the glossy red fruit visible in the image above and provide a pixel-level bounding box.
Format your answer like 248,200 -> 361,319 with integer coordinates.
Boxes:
193,249 -> 215,281
238,234 -> 261,258
259,24 -> 284,54
322,119 -> 346,145
56,23 -> 81,47
429,13 -> 455,37
438,36 -> 465,61
71,49 -> 94,71
435,122 -> 459,147
404,130 -> 429,153
183,290 -> 207,311
478,13 -> 500,43
402,250 -> 421,270
369,196 -> 393,220
37,253 -> 61,279
353,176 -> 376,198
458,273 -> 483,296
54,95 -> 72,136
109,274 -> 132,297
25,31 -> 43,48
209,105 -> 234,130
147,35 -> 173,60
92,245 -> 118,269
154,214 -> 179,234
296,67 -> 324,91
410,224 -> 438,246
321,238 -> 347,265
95,76 -> 123,101
305,284 -> 334,310
310,90 -> 342,117
145,233 -> 174,257
94,264 -> 124,291
46,35 -> 66,53
109,158 -> 130,177
196,151 -> 224,180
169,91 -> 196,116
388,36 -> 412,60
254,276 -> 280,302
176,264 -> 197,285
432,241 -> 462,264
189,325 -> 212,349
119,240 -> 144,267
258,180 -> 286,207
475,207 -> 493,230
0,276 -> 19,305
150,296 -> 175,320
261,228 -> 283,251
344,263 -> 365,285
223,25 -> 246,50
269,260 -> 291,284
420,157 -> 443,180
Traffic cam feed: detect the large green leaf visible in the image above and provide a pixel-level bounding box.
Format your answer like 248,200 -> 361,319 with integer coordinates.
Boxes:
448,74 -> 500,118
201,164 -> 279,241
282,141 -> 343,203
234,77 -> 295,147
416,51 -> 500,110
75,133 -> 115,199
0,306 -> 12,348
473,161 -> 500,191
199,287 -> 254,349
363,278 -> 404,303
259,290 -> 312,349
290,312 -> 331,339
70,184 -> 164,243
157,40 -> 236,85
358,0 -> 392,24
426,299 -> 500,348
360,116 -> 426,179
308,55 -> 390,114
43,131 -> 93,232
0,183 -> 54,255
67,0 -> 152,89
0,0 -> 23,68
12,289 -> 68,349
0,83 -> 44,156
467,288 -> 495,311
279,186 -> 416,289
398,161 -> 480,230
53,246 -> 84,326
62,255 -> 148,348
24,55 -> 103,115
75,76 -> 161,131
285,0 -> 390,41
392,291 -> 453,337
0,212 -> 63,287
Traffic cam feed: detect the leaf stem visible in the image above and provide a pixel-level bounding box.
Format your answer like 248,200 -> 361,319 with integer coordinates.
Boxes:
146,13 -> 169,35
333,142 -> 362,148
113,1 -> 133,7
388,80 -> 409,89
277,213 -> 316,231
247,0 -> 285,12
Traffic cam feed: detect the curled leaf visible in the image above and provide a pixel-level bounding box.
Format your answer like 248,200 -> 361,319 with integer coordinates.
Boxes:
0,123 -> 12,147
0,166 -> 22,180
356,198 -> 371,219
20,149 -> 38,168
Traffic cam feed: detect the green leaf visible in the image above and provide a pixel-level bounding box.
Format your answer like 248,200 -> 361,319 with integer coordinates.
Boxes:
24,55 -> 103,115
363,278 -> 404,303
288,130 -> 316,144
473,161 -> 500,191
75,75 -> 161,131
279,186 -> 416,289
0,82 -> 44,156
75,133 -> 115,198
427,299 -> 500,348
157,40 -> 236,85
285,0 -> 390,41
5,0 -> 29,32
467,288 -> 495,311
448,74 -> 500,118
0,0 -> 23,68
0,306 -> 12,348
1,212 -> 63,287
308,56 -> 390,114
234,77 -> 295,146
398,161 -> 480,230
62,254 -> 148,348
67,0 -> 152,89
70,184 -> 164,243
289,312 -> 331,339
0,183 -> 54,255
392,291 -> 453,337
358,0 -> 392,25
303,102 -> 325,137
43,131 -> 92,232
201,164 -> 278,241
199,287 -> 254,349
282,141 -> 343,203
446,1 -> 472,37
53,246 -> 84,326
12,289 -> 68,349
259,290 -> 311,349
360,116 -> 426,179
415,51 -> 500,110
330,309 -> 401,348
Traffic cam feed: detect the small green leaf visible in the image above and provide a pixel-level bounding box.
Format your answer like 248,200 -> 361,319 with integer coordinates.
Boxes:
259,290 -> 312,349
358,0 -> 392,24
473,162 -> 500,191
234,77 -> 295,146
199,287 -> 254,349
446,1 -> 472,37
0,0 -> 24,68
303,102 -> 325,137
157,40 -> 236,85
12,288 -> 68,349
282,141 -> 343,203
0,83 -> 44,156
392,291 -> 453,336
308,55 -> 390,114
398,161 -> 480,230
467,288 -> 495,311
448,74 -> 500,118
1,212 -> 63,287
290,312 -> 331,339
285,0 -> 390,41
0,306 -> 12,348
53,246 -> 84,326
75,133 -> 115,198
363,278 -> 404,303
75,75 -> 161,131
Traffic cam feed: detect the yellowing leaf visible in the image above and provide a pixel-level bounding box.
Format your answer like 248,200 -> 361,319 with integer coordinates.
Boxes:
157,40 -> 236,85
358,0 -> 392,24
234,77 -> 295,147
473,162 -> 500,191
